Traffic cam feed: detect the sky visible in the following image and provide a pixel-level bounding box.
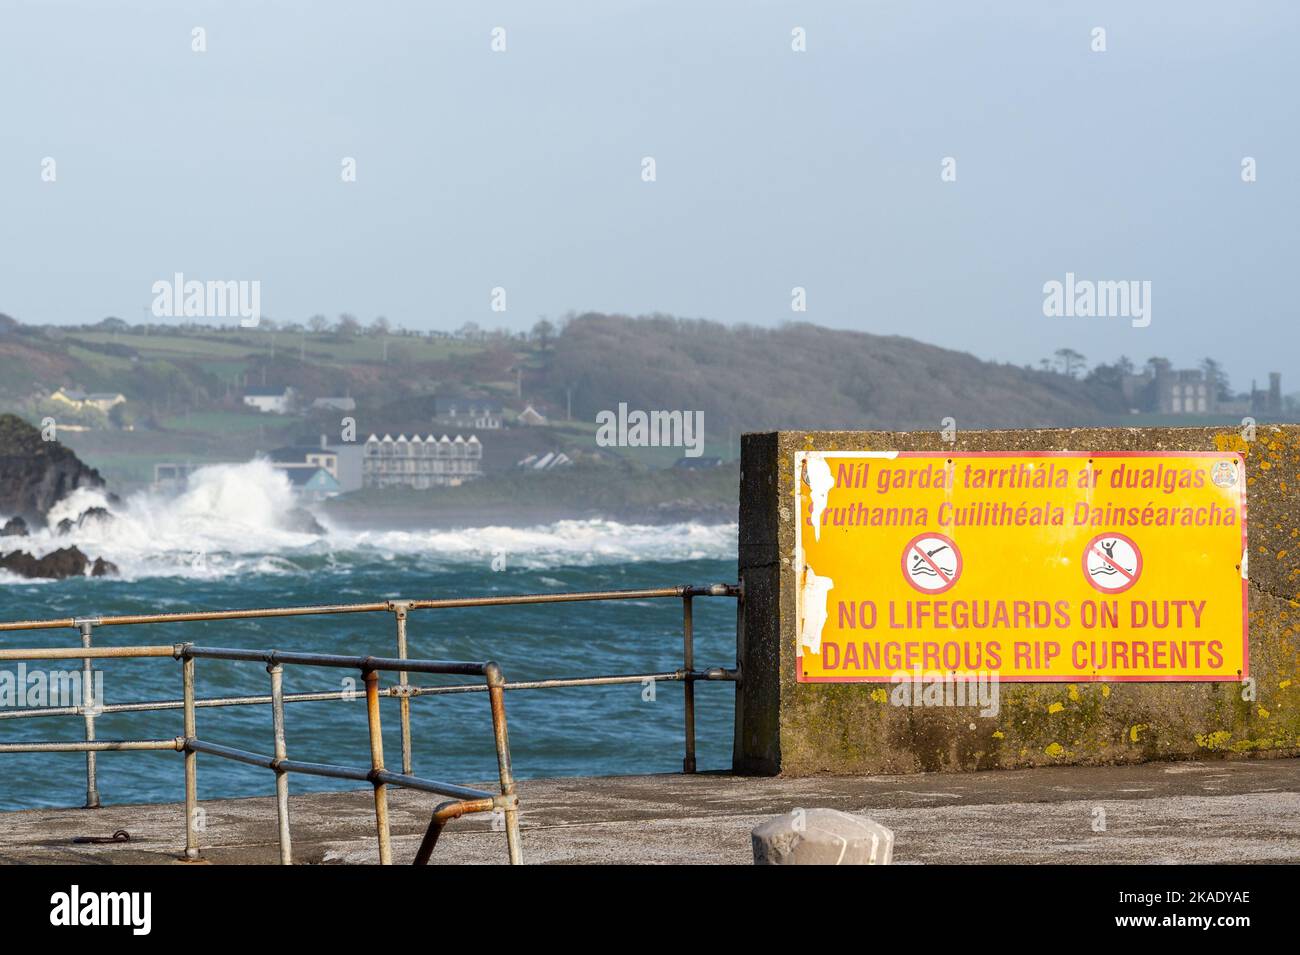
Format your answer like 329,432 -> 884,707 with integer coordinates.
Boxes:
0,0 -> 1296,393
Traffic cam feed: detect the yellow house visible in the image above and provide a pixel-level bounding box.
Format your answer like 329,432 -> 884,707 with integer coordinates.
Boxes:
51,387 -> 126,413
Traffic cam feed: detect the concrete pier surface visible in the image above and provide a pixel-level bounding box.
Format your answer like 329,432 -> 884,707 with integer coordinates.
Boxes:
3,758 -> 1298,865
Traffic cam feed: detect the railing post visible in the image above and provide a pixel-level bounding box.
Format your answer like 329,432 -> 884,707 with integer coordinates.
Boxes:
392,602 -> 412,774
182,651 -> 199,860
485,662 -> 522,865
682,594 -> 696,774
363,668 -> 393,864
268,662 -> 292,865
78,620 -> 100,808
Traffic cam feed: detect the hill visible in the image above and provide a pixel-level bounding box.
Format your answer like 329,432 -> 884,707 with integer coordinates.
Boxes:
0,311 -> 1145,495
531,314 -> 1126,432
1,312 -> 1128,434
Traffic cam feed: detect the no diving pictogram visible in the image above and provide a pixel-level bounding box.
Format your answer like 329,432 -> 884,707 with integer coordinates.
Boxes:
1084,532 -> 1142,594
902,533 -> 962,594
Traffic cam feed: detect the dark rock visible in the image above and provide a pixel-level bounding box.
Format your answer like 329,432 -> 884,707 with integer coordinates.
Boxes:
285,508 -> 327,535
1,516 -> 28,537
0,414 -> 107,528
0,546 -> 91,579
56,518 -> 74,535
91,557 -> 119,577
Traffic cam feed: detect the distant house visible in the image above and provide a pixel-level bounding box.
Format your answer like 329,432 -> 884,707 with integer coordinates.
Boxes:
282,466 -> 342,501
268,444 -> 340,480
673,456 -> 723,470
431,395 -> 502,430
311,396 -> 356,413
243,387 -> 295,414
313,436 -> 365,493
50,387 -> 126,414
517,405 -> 548,426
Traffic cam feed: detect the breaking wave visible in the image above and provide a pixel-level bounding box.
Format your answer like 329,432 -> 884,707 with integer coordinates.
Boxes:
1,460 -> 736,582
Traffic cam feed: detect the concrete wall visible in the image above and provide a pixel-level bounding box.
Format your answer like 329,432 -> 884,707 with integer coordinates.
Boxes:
734,426 -> 1300,776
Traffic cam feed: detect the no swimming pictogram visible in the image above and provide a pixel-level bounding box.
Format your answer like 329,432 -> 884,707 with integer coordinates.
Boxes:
1084,532 -> 1142,594
902,532 -> 962,594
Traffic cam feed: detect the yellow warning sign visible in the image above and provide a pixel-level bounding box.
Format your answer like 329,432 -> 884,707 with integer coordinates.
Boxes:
794,451 -> 1247,682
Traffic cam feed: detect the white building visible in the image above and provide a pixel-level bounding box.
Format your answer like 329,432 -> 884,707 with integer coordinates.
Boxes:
243,387 -> 295,414
432,396 -> 502,430
362,433 -> 483,489
517,405 -> 548,426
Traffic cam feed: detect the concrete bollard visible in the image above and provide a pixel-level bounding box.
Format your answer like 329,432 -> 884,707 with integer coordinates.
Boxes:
752,808 -> 894,865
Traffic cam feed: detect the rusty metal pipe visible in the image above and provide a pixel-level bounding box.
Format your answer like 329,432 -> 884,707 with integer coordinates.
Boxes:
412,798 -> 495,865
394,668 -> 739,697
0,584 -> 739,634
484,662 -> 522,864
363,669 -> 392,864
406,587 -> 706,609
0,645 -> 177,661
0,666 -> 739,721
182,646 -> 488,676
0,688 -> 358,719
392,603 -> 412,774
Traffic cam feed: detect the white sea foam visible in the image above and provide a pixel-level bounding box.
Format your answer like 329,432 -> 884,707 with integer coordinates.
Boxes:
2,460 -> 737,582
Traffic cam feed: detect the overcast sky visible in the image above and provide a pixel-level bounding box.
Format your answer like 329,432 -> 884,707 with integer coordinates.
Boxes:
1,1 -> 1295,392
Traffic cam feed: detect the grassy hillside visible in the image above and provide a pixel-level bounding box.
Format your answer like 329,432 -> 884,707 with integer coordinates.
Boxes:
2,313 -> 1130,435
530,314 -> 1128,432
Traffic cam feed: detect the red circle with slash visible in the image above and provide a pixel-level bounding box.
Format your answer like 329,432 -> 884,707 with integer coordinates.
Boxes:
1083,532 -> 1143,594
902,532 -> 963,594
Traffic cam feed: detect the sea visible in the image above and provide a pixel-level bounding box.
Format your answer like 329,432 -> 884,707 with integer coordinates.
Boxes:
0,461 -> 738,810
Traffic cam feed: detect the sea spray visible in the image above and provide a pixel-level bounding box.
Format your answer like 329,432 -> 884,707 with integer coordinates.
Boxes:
6,460 -> 738,583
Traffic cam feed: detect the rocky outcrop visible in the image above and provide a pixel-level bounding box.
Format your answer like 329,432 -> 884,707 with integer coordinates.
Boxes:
0,516 -> 28,537
91,556 -> 119,577
0,546 -> 117,580
0,414 -> 108,528
284,508 -> 326,536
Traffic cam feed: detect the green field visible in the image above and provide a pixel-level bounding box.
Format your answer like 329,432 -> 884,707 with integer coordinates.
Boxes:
71,329 -> 492,367
156,410 -> 299,435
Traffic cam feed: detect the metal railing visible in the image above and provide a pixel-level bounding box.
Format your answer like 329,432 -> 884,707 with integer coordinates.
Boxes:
0,583 -> 739,864
0,642 -> 521,864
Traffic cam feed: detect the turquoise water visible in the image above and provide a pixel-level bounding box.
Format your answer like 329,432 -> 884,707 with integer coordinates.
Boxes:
0,506 -> 737,810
